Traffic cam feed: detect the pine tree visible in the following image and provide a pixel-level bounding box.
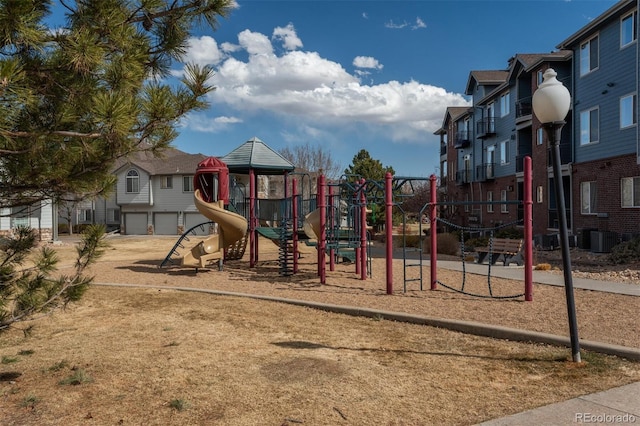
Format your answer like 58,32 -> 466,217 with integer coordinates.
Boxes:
0,0 -> 233,207
0,0 -> 233,332
343,149 -> 394,182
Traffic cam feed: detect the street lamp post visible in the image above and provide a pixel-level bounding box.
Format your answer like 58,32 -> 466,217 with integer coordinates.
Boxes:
532,68 -> 581,363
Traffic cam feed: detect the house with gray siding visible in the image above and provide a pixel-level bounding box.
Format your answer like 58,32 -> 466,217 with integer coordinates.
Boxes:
0,199 -> 56,242
60,147 -> 212,236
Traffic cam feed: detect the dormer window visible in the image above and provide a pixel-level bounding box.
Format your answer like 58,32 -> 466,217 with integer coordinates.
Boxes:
126,169 -> 140,193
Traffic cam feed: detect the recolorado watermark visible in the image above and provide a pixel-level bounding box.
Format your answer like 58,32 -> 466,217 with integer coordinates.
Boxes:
575,413 -> 637,423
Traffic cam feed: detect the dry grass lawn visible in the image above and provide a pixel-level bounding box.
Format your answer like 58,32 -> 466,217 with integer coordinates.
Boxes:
1,235 -> 639,425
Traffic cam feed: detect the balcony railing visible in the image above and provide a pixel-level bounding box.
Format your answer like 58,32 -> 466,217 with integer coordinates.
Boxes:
454,131 -> 471,149
476,118 -> 496,138
476,163 -> 495,181
455,170 -> 472,185
515,153 -> 532,173
516,101 -> 532,118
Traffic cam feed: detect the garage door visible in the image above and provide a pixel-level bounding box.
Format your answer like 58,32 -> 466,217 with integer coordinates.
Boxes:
124,213 -> 147,235
154,213 -> 178,235
184,213 -> 211,236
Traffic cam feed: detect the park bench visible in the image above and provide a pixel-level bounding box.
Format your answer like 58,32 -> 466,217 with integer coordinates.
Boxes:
475,238 -> 524,266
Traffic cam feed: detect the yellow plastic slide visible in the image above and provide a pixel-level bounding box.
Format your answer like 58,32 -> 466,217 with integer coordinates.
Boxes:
303,208 -> 322,240
181,189 -> 248,269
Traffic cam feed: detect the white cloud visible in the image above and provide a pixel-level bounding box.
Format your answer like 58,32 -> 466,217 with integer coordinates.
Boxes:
385,20 -> 409,29
362,12 -> 369,19
272,23 -> 303,51
386,17 -> 427,31
181,114 -> 243,132
221,41 -> 241,53
181,25 -> 470,144
238,29 -> 274,56
413,17 -> 426,30
184,36 -> 225,66
353,56 -> 383,70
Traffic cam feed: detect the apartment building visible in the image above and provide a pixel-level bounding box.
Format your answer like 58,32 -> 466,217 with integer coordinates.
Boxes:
437,0 -> 639,250
557,0 -> 640,247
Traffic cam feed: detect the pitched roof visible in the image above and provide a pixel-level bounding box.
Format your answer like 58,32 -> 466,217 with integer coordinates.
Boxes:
221,137 -> 295,175
465,70 -> 508,95
114,147 -> 207,175
434,106 -> 471,135
509,51 -> 572,72
475,51 -> 572,106
447,106 -> 471,122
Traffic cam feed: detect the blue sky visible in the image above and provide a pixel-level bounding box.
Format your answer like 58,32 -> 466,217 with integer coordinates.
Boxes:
174,0 -> 619,177
55,1 -> 620,177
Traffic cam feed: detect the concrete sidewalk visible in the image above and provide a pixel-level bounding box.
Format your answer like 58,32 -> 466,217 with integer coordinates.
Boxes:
435,259 -> 640,296
476,381 -> 640,425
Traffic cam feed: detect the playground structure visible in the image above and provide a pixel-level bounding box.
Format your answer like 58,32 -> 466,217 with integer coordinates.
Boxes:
160,157 -> 248,271
425,156 -> 534,301
160,139 -> 534,302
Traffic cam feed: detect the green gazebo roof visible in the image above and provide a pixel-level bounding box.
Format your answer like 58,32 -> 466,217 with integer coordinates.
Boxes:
221,137 -> 295,175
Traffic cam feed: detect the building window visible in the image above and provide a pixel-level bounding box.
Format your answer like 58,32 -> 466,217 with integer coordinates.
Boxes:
537,70 -> 544,85
581,181 -> 597,214
537,128 -> 544,146
160,176 -> 173,189
11,206 -> 29,228
126,169 -> 140,193
77,209 -> 92,223
621,176 -> 640,207
463,154 -> 472,182
440,160 -> 447,181
487,191 -> 494,213
183,175 -> 194,192
580,108 -> 599,145
580,35 -> 599,76
500,92 -> 510,117
107,208 -> 120,222
486,145 -> 495,178
487,102 -> 496,133
500,140 -> 509,164
537,186 -> 544,204
501,190 -> 508,213
620,94 -> 637,128
621,11 -> 637,48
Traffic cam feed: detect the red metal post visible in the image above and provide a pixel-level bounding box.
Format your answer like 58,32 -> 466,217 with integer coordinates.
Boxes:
524,156 -> 533,301
292,178 -> 299,274
249,168 -> 256,267
328,184 -> 335,271
430,174 -> 438,290
318,174 -> 327,284
360,179 -> 367,280
385,172 -> 393,294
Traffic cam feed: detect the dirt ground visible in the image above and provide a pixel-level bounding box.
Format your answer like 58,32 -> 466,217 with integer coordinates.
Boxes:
1,235 -> 639,425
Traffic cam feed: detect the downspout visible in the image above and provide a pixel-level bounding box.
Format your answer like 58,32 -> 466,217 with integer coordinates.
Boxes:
569,57 -> 576,233
637,0 -> 640,163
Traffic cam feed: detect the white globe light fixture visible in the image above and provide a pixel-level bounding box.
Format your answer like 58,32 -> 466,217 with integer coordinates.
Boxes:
532,68 -> 581,363
532,68 -> 571,124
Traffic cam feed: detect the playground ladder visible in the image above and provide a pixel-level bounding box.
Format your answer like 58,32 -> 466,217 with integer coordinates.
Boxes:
278,219 -> 295,276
